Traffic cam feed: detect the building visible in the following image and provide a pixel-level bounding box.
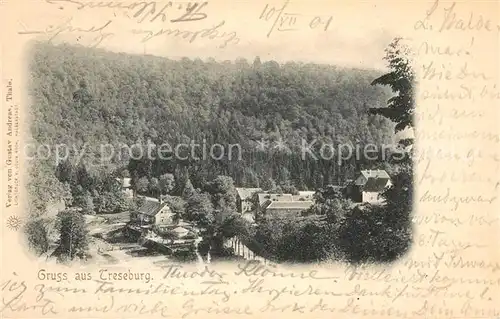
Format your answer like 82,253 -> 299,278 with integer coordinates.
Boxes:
264,201 -> 314,215
347,170 -> 392,204
254,191 -> 315,216
257,193 -> 294,210
236,188 -> 262,214
129,197 -> 174,230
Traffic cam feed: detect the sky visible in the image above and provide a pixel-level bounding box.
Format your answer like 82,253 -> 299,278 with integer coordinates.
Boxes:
11,1 -> 406,71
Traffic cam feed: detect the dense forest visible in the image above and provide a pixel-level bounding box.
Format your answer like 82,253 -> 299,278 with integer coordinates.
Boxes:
27,43 -> 397,216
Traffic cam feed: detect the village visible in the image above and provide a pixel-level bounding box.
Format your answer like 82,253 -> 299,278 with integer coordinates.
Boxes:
94,169 -> 394,263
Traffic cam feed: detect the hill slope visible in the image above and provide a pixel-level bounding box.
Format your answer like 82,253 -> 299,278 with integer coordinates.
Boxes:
28,43 -> 395,209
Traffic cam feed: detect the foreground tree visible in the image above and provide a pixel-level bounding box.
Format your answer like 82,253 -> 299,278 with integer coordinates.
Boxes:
184,176 -> 246,259
185,192 -> 214,228
159,173 -> 176,195
28,160 -> 73,218
163,195 -> 186,223
55,160 -> 75,184
72,187 -> 95,214
204,176 -> 240,255
24,218 -> 50,256
381,158 -> 413,218
370,37 -> 415,146
254,214 -> 331,262
148,177 -> 161,198
56,210 -> 89,261
308,185 -> 351,225
135,176 -> 149,194
181,178 -> 196,199
335,37 -> 415,263
81,192 -> 95,214
204,175 -> 238,211
338,200 -> 412,263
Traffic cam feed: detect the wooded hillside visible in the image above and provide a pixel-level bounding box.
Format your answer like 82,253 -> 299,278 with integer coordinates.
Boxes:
27,42 -> 395,216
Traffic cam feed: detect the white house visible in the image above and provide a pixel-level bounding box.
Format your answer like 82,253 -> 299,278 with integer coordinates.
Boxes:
352,170 -> 392,204
129,197 -> 174,229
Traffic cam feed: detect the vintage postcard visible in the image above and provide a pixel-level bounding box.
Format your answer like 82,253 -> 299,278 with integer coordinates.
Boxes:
0,0 -> 499,318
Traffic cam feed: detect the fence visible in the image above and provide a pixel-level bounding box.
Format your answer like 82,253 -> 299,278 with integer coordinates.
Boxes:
224,236 -> 273,264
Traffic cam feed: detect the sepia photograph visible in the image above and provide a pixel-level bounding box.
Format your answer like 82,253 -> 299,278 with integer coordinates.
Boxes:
24,36 -> 414,267
3,1 -> 498,317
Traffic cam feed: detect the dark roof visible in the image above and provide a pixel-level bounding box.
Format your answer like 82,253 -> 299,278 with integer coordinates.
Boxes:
361,178 -> 390,192
137,198 -> 169,216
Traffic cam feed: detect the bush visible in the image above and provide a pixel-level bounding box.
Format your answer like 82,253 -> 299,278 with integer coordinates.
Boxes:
182,233 -> 198,240
252,202 -> 412,264
338,205 -> 412,263
197,238 -> 211,257
172,246 -> 197,262
253,214 -> 333,263
217,246 -> 234,257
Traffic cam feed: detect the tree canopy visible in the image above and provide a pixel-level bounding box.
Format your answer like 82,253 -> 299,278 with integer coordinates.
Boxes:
28,42 -> 396,203
370,37 -> 415,142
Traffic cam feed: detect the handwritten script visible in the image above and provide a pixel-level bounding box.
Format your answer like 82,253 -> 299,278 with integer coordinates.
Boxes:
258,0 -> 333,37
1,259 -> 499,318
17,1 -> 240,49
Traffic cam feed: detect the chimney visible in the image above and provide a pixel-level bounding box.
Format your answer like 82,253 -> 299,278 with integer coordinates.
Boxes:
158,193 -> 162,205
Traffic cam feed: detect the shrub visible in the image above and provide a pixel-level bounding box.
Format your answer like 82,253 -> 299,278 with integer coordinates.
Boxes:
56,210 -> 89,260
24,219 -> 49,256
338,205 -> 412,263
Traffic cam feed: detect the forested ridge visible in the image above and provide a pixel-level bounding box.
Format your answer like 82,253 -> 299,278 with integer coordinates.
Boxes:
28,42 -> 395,216
26,39 -> 414,263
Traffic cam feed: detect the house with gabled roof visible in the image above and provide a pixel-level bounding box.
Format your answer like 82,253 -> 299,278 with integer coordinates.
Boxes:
129,196 -> 174,229
253,191 -> 315,216
347,169 -> 392,204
